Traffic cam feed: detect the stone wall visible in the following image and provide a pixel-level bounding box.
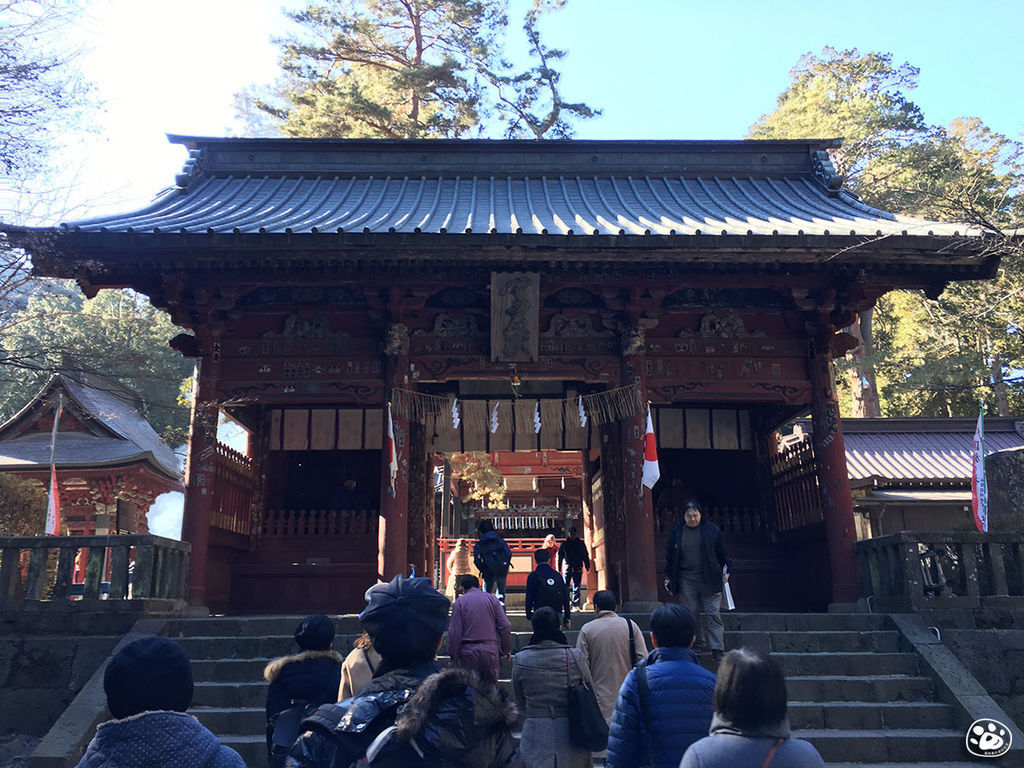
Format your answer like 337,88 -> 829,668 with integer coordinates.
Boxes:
988,445 -> 1024,532
920,606 -> 1024,730
0,635 -> 119,736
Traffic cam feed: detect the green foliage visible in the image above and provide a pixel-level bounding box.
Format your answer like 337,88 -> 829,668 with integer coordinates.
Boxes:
752,47 -> 1024,417
0,472 -> 47,536
448,452 -> 506,508
0,286 -> 193,443
241,0 -> 598,139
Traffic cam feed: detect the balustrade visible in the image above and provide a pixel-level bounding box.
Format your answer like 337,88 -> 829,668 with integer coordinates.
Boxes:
0,535 -> 190,603
856,531 -> 1024,611
261,508 -> 379,538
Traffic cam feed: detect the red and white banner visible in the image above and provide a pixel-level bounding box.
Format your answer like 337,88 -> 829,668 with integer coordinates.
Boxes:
386,402 -> 398,496
46,466 -> 61,536
972,410 -> 988,533
642,407 -> 660,490
45,396 -> 63,536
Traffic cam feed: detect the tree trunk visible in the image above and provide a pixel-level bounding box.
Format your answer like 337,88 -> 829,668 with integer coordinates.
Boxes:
847,310 -> 882,417
991,354 -> 1011,416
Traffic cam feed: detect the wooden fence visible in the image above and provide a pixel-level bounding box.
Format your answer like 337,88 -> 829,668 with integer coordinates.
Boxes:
856,530 -> 1024,611
210,442 -> 256,535
770,438 -> 824,532
0,534 -> 191,603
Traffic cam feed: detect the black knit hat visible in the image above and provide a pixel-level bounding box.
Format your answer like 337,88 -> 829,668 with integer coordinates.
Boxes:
359,575 -> 450,662
294,614 -> 335,651
103,637 -> 194,719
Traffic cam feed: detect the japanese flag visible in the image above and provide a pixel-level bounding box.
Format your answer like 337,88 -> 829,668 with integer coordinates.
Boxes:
972,410 -> 988,532
642,407 -> 660,490
386,403 -> 398,496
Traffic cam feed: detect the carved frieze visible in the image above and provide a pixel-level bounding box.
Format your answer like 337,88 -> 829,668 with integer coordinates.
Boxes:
261,313 -> 350,355
678,309 -> 766,339
384,323 -> 410,357
619,323 -> 646,356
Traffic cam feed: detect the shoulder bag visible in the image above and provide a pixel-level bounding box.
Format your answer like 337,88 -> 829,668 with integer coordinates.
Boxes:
565,648 -> 609,750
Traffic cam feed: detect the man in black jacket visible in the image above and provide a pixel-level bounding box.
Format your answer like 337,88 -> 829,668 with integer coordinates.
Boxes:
664,501 -> 732,663
556,527 -> 591,609
525,549 -> 571,628
287,576 -> 521,768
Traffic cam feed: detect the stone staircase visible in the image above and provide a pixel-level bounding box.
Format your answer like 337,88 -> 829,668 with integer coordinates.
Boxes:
163,612 -> 985,768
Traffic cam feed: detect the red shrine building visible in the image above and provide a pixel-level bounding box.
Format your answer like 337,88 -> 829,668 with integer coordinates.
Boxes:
0,371 -> 183,536
7,137 -> 997,612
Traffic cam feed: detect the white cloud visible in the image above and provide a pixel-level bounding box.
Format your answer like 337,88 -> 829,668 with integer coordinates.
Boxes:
147,491 -> 184,539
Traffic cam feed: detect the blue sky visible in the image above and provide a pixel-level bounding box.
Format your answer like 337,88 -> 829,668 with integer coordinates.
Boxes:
53,0 -> 1022,222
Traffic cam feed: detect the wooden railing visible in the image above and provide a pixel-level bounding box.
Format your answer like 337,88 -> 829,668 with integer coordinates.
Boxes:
261,508 -> 378,537
211,442 -> 255,535
770,438 -> 824,532
0,535 -> 190,603
655,506 -> 768,535
856,531 -> 1024,611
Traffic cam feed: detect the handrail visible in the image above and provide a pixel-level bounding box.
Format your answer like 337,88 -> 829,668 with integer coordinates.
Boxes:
855,530 -> 1023,611
0,534 -> 191,603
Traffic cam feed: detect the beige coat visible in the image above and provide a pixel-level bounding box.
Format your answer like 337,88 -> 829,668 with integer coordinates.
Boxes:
445,543 -> 475,599
338,645 -> 382,700
575,610 -> 649,724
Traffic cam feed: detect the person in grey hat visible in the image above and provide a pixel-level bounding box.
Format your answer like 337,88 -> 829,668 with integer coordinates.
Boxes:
288,575 -> 522,768
76,637 -> 245,768
265,614 -> 343,768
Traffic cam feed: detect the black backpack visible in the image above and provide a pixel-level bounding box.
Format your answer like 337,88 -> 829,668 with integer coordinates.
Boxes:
269,700 -> 318,768
534,572 -> 565,611
477,536 -> 511,575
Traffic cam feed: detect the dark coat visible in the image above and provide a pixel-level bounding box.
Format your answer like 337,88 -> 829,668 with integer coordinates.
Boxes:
473,531 -> 512,577
373,666 -> 523,768
75,712 -> 245,768
286,663 -> 522,768
557,537 -> 590,571
524,563 -> 570,621
287,661 -> 439,768
265,650 -> 343,753
605,646 -> 716,768
664,519 -> 731,596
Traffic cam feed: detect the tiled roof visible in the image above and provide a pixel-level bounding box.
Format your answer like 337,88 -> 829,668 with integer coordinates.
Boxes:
840,418 -> 1024,484
61,374 -> 181,478
0,372 -> 182,482
56,137 -> 971,239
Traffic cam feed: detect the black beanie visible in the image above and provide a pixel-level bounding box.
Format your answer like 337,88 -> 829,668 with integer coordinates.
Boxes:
359,575 -> 450,662
294,614 -> 335,651
104,637 -> 194,719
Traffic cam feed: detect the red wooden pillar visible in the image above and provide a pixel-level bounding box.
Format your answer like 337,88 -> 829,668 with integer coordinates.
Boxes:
620,324 -> 658,608
809,326 -> 860,603
581,450 -> 599,607
182,336 -> 221,607
379,323 -> 410,581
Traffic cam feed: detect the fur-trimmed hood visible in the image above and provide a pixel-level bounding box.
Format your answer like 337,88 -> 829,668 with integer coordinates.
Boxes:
392,667 -> 522,767
264,649 -> 343,683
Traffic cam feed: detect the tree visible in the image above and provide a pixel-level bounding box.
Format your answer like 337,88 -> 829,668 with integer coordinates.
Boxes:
752,48 -> 1024,417
0,472 -> 46,536
240,0 -> 598,140
0,1 -> 93,178
448,452 -> 506,508
0,288 -> 194,444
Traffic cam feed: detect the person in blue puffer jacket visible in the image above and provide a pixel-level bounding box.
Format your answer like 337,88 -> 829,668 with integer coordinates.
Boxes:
605,603 -> 715,768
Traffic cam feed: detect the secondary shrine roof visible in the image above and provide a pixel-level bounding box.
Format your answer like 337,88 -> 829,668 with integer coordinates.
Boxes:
795,417 -> 1024,486
0,372 -> 182,483
56,136 -> 970,239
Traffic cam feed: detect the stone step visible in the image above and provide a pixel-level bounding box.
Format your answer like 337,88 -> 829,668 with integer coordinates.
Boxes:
787,675 -> 936,703
772,653 -> 919,677
788,701 -> 955,730
191,706 -> 265,736
218,734 -> 266,768
796,729 -> 965,764
192,658 -> 269,682
725,630 -> 901,654
193,681 -> 266,708
163,611 -> 890,639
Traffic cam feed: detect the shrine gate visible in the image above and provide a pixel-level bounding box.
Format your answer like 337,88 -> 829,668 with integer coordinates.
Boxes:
8,137 -> 996,612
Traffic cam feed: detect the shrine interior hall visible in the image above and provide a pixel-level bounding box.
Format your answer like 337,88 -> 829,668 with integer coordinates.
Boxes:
5,135 -> 997,613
